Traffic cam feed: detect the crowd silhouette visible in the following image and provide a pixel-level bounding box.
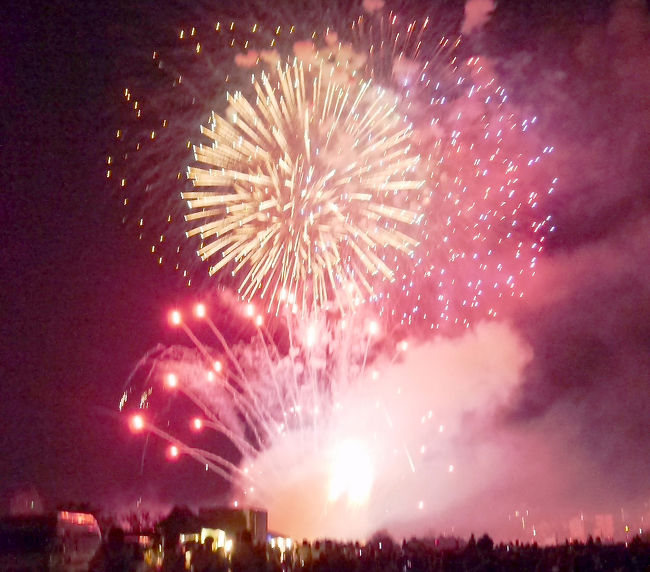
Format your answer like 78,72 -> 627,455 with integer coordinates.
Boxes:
88,525 -> 650,571
159,532 -> 649,572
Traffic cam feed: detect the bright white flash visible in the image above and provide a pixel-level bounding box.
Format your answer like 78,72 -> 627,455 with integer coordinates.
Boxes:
328,439 -> 374,506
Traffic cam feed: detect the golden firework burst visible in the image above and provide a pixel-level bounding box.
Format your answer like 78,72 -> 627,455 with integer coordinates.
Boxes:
184,59 -> 424,313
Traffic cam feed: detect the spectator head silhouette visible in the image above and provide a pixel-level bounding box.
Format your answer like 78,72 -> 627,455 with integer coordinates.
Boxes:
107,527 -> 125,551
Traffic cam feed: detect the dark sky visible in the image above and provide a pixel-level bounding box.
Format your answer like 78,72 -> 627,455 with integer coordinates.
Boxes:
1,0 -> 182,510
1,0 -> 648,532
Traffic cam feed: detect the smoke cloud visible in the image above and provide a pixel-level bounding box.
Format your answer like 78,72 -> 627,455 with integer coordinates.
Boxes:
460,0 -> 496,35
241,321 -> 538,540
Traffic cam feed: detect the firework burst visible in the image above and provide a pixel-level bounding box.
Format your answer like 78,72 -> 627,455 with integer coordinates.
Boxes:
185,60 -> 424,313
122,301 -> 532,539
112,9 -> 555,329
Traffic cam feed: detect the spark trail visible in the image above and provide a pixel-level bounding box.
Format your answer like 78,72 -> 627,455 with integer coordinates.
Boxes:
122,302 -> 532,539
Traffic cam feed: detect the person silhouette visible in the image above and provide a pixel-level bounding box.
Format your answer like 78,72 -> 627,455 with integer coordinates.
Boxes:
89,527 -> 134,572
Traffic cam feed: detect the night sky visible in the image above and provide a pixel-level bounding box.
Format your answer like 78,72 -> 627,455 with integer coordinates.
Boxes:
1,0 -> 648,534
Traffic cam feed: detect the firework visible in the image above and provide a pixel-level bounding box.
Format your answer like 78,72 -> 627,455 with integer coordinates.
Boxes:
116,3 -> 556,541
122,304 -> 374,480
185,61 -> 423,313
122,302 -> 532,539
111,9 -> 555,329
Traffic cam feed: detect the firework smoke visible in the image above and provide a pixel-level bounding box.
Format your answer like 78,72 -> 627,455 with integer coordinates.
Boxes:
460,0 -> 495,35
123,303 -> 535,539
237,319 -> 533,540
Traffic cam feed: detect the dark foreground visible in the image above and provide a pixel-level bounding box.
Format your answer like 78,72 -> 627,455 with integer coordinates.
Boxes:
178,535 -> 650,572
